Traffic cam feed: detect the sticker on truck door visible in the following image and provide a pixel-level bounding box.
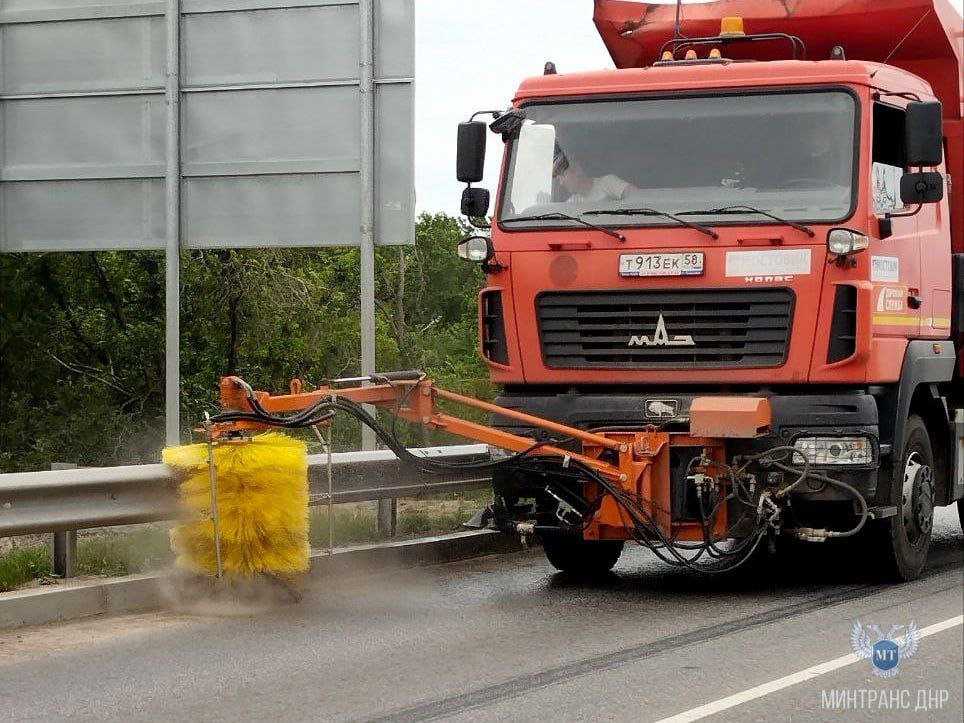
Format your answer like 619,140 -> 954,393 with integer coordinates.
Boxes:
876,286 -> 906,312
871,256 -> 900,282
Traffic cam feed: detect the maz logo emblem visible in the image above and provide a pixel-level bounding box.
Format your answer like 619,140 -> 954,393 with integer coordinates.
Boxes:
628,315 -> 695,348
645,399 -> 679,419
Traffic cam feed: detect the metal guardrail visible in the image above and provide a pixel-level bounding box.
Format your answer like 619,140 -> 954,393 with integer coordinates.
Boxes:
0,445 -> 491,539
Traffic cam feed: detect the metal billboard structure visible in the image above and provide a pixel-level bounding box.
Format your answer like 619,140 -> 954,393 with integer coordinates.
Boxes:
0,0 -> 415,445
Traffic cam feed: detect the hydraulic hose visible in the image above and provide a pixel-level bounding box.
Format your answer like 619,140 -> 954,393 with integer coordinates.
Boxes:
522,454 -> 770,574
769,460 -> 870,539
211,387 -> 562,475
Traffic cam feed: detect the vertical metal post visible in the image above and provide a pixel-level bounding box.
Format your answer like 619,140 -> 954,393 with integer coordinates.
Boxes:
380,498 -> 398,537
359,0 -> 377,445
359,0 -> 394,535
53,531 -> 77,578
164,0 -> 182,447
51,464 -> 78,577
326,407 -> 335,554
203,414 -> 223,578
0,39 -> 6,253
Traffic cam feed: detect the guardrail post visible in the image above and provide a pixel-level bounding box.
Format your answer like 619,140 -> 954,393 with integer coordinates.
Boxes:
53,530 -> 78,579
377,498 -> 397,537
50,463 -> 78,577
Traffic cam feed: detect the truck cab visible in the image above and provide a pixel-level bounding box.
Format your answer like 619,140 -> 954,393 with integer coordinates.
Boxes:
456,0 -> 963,580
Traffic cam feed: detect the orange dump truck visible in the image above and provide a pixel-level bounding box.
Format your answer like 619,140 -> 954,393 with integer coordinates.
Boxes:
453,0 -> 963,579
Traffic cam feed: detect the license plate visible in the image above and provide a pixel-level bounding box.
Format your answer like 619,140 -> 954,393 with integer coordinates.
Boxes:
619,252 -> 705,277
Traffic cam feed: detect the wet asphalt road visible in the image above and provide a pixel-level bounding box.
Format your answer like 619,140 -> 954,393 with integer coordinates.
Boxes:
1,508 -> 961,723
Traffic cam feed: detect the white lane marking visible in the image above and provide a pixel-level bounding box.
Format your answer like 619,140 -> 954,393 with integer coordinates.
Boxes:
654,615 -> 963,723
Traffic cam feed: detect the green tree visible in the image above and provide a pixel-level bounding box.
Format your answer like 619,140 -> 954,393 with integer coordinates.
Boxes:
0,213 -> 490,472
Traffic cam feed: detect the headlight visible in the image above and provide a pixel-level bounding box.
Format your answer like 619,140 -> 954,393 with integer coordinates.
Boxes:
827,228 -> 869,256
792,437 -> 873,465
457,235 -> 492,263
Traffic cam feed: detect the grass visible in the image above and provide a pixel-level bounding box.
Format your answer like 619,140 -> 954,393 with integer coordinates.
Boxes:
76,529 -> 173,576
0,528 -> 173,593
0,545 -> 53,592
0,496 -> 488,592
397,506 -> 476,536
417,487 -> 492,504
307,500 -> 481,547
309,508 -> 381,547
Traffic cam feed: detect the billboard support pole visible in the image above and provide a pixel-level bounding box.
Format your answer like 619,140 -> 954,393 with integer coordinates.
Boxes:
359,0 -> 394,534
360,0 -> 377,451
164,0 -> 182,447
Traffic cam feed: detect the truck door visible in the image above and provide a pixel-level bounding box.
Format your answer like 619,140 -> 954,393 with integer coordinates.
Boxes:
915,135 -> 954,338
871,102 -> 921,336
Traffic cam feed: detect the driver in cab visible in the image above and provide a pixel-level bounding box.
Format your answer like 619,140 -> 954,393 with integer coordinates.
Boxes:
777,123 -> 849,187
554,148 -> 637,203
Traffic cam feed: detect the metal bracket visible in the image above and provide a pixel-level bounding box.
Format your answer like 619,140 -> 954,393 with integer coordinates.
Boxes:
868,505 -> 899,519
545,486 -> 581,526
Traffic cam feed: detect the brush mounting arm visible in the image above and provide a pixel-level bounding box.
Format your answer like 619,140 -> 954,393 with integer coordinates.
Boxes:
216,375 -> 628,482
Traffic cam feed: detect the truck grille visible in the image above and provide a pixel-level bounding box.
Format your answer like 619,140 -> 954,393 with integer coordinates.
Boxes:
537,288 -> 794,369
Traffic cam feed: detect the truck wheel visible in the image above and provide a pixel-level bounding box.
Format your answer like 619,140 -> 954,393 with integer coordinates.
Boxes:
873,415 -> 935,582
541,536 -> 624,575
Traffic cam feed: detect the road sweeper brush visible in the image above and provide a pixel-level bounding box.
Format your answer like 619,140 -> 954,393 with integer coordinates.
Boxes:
162,370 -> 873,587
163,432 -> 310,579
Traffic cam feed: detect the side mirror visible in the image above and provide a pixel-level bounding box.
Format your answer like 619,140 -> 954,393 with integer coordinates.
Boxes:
456,121 -> 487,183
900,171 -> 944,205
456,235 -> 494,263
461,187 -> 490,217
905,101 -> 943,167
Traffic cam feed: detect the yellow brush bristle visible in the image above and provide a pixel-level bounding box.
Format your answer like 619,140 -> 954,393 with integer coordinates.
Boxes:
163,432 -> 310,577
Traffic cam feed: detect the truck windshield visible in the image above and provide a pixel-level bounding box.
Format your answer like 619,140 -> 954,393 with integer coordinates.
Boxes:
499,91 -> 857,229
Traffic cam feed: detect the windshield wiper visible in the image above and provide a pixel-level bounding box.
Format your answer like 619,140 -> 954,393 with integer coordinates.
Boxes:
583,207 -> 719,239
678,205 -> 815,237
502,212 -> 626,241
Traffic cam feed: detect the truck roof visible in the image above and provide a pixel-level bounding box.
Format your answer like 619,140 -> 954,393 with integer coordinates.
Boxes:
514,59 -> 926,102
593,0 -> 963,120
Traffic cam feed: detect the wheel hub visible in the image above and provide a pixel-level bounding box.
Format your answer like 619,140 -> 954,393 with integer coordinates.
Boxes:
901,453 -> 934,540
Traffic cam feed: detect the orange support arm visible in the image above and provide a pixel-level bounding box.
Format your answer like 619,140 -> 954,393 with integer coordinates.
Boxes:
216,375 -> 628,481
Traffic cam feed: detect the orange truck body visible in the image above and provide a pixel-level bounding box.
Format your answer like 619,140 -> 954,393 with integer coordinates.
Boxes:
474,0 -> 963,518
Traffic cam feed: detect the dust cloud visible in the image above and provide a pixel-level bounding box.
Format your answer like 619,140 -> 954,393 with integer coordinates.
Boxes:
159,569 -> 305,616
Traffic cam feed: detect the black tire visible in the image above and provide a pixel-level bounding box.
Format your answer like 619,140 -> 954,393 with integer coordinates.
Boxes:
957,498 -> 964,534
541,536 -> 624,575
870,415 -> 936,582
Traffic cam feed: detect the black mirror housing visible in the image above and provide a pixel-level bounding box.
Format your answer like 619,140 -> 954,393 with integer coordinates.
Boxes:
489,107 -> 526,140
461,187 -> 491,217
457,121 -> 487,183
877,216 -> 893,240
900,171 -> 944,205
905,101 -> 943,166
